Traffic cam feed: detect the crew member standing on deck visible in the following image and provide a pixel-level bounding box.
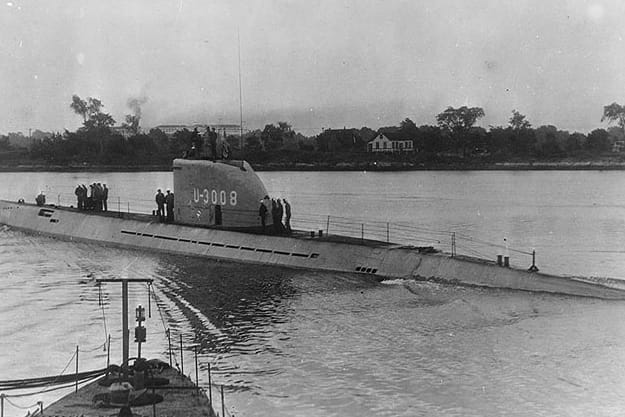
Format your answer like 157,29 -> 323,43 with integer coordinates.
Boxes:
74,185 -> 83,210
259,200 -> 268,232
102,184 -> 109,211
209,127 -> 218,161
276,199 -> 285,234
35,191 -> 45,206
165,189 -> 175,223
155,189 -> 165,222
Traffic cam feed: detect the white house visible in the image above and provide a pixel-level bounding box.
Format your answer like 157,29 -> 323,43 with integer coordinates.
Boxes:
367,132 -> 414,153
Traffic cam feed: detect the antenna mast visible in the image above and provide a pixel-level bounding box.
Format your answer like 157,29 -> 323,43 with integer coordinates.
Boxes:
238,28 -> 243,151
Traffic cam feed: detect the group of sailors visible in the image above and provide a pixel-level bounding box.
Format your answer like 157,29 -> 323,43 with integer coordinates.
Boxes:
74,183 -> 108,211
155,189 -> 175,223
259,196 -> 291,234
185,127 -> 230,160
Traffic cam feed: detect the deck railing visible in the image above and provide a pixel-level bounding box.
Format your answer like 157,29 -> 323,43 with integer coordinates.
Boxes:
47,191 -> 536,270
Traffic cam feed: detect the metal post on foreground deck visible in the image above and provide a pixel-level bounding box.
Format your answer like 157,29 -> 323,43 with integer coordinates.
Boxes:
221,385 -> 225,417
326,216 -> 330,235
207,363 -> 213,407
75,345 -> 79,392
1,393 -> 5,417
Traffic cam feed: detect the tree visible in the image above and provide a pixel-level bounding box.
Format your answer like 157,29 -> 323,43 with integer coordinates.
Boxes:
70,95 -> 116,157
244,134 -> 263,153
436,106 -> 485,156
586,129 -> 610,153
122,114 -> 140,136
70,95 -> 116,130
261,122 -> 294,151
509,110 -> 531,130
85,111 -> 115,130
399,118 -> 418,135
436,106 -> 485,133
601,102 -> 625,134
70,95 -> 88,123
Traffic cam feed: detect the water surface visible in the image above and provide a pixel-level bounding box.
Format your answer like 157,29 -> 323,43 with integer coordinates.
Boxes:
1,170 -> 624,416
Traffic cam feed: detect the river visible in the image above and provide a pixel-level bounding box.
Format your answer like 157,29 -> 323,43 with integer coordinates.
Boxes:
0,169 -> 624,416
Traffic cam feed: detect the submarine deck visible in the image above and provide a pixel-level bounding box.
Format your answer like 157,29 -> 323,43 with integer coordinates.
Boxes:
28,201 -> 409,249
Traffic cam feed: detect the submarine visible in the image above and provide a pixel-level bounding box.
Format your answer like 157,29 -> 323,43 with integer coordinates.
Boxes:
1,157 -> 624,299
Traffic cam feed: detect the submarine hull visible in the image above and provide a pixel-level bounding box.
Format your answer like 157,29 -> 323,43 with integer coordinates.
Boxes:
1,200 -> 624,300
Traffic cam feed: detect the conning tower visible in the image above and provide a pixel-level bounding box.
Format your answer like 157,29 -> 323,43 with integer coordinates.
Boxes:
173,159 -> 271,229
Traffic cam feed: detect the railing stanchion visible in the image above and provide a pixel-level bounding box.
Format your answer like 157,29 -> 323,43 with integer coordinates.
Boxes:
451,232 -> 456,257
179,334 -> 184,375
386,222 -> 390,243
326,216 -> 330,236
194,345 -> 199,395
106,334 -> 111,375
361,223 -> 364,241
167,329 -> 172,367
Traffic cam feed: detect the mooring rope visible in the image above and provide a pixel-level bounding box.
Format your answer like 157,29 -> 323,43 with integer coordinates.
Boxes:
0,368 -> 106,391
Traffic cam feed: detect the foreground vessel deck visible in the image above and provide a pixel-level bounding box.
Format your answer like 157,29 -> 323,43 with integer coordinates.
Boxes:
43,366 -> 216,417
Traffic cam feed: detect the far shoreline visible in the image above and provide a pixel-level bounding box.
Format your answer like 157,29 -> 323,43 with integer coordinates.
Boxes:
2,160 -> 625,172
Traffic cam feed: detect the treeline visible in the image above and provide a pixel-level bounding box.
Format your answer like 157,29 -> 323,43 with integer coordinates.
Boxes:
238,106 -> 625,165
2,97 -> 625,167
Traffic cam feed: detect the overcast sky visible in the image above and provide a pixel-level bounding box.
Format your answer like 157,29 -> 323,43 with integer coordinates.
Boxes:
1,0 -> 624,135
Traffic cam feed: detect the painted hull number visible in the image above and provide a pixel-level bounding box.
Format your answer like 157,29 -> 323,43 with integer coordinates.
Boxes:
193,188 -> 237,206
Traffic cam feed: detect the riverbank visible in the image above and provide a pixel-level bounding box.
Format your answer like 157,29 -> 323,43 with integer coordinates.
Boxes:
2,159 -> 625,172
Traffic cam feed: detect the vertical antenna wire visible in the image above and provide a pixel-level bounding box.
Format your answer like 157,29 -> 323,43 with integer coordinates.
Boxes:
238,27 -> 244,149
